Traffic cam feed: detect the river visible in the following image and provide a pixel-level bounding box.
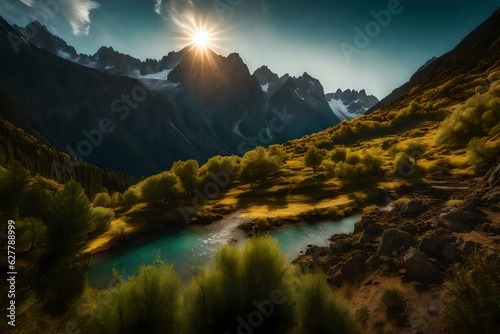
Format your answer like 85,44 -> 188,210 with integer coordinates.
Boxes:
88,215 -> 359,288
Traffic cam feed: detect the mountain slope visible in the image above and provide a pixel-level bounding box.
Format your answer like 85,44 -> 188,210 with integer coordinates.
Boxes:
371,8 -> 500,112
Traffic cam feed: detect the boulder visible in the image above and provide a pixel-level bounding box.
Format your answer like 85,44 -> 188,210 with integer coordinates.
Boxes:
418,229 -> 456,259
359,233 -> 374,245
354,217 -> 376,234
341,257 -> 364,280
403,248 -> 442,284
330,273 -> 343,287
305,245 -> 326,256
438,209 -> 479,232
330,241 -> 351,253
482,187 -> 500,204
402,199 -> 420,216
377,229 -> 413,256
484,162 -> 500,188
441,243 -> 459,261
365,255 -> 381,270
459,240 -> 480,254
399,222 -> 418,235
364,223 -> 384,236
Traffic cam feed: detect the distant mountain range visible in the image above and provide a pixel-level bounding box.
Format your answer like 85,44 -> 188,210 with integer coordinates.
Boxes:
0,17 -> 378,176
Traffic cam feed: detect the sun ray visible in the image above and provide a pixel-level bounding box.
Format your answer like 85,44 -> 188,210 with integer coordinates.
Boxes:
175,14 -> 222,56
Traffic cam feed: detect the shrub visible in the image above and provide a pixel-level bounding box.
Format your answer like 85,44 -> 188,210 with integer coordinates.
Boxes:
171,160 -> 199,195
393,152 -> 414,178
393,197 -> 410,210
404,141 -> 427,165
94,260 -> 183,334
199,155 -> 241,187
123,189 -> 139,206
19,182 -> 52,219
92,192 -> 111,208
363,205 -> 378,214
445,200 -> 464,208
331,147 -> 347,162
141,173 -> 179,206
17,217 -> 46,252
354,306 -> 369,326
240,147 -> 282,184
268,144 -> 288,161
295,272 -> 354,333
444,252 -> 500,334
466,137 -> 500,167
381,288 -> 407,320
110,191 -> 124,208
90,206 -> 114,234
304,146 -> 326,173
436,80 -> 500,147
183,235 -> 295,334
427,162 -> 452,176
45,179 -> 92,257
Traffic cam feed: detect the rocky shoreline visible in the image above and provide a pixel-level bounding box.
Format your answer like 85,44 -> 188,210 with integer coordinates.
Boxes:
293,164 -> 500,288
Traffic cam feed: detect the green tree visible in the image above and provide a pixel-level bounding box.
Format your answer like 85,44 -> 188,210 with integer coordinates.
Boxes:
110,191 -> 124,208
404,141 -> 427,165
141,173 -> 178,206
171,160 -> 199,195
95,260 -> 183,334
331,147 -> 347,162
19,182 -> 52,219
0,161 -> 30,215
92,192 -> 111,208
466,137 -> 499,167
123,189 -> 139,206
199,155 -> 241,186
90,206 -> 114,234
304,146 -> 326,174
444,252 -> 500,334
240,147 -> 282,184
17,217 -> 47,252
436,82 -> 500,147
295,272 -> 354,333
45,179 -> 92,257
183,235 -> 295,334
268,144 -> 288,161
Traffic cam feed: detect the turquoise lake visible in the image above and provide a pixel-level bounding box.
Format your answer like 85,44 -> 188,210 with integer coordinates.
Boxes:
88,216 -> 359,288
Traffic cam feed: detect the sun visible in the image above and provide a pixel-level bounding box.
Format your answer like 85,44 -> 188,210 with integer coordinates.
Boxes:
193,30 -> 211,49
177,16 -> 220,54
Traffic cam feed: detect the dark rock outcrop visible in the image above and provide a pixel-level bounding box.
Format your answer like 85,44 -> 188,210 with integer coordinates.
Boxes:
403,248 -> 442,284
377,229 -> 414,256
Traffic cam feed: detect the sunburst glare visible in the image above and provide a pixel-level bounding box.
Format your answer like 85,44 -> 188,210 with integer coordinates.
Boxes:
176,15 -> 221,54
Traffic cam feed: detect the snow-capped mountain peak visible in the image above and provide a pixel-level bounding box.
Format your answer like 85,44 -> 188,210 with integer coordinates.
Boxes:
325,89 -> 379,120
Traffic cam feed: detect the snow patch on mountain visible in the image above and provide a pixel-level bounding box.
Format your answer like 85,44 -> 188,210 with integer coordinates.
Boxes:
327,97 -> 351,120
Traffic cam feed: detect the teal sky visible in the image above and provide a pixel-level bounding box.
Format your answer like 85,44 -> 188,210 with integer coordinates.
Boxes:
1,0 -> 498,98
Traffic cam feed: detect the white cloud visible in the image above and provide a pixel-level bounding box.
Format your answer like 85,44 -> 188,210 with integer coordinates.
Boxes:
18,0 -> 34,7
154,0 -> 162,14
64,0 -> 100,36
